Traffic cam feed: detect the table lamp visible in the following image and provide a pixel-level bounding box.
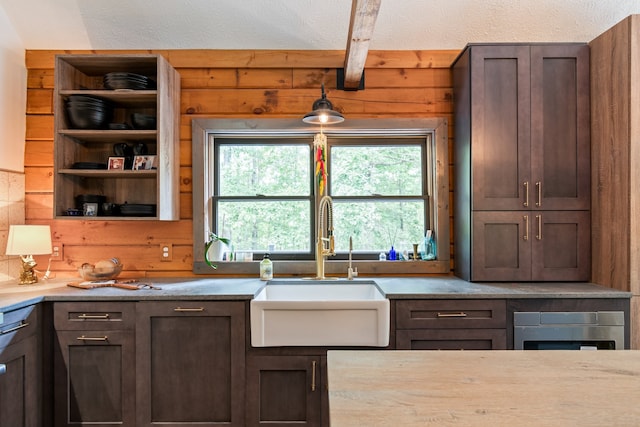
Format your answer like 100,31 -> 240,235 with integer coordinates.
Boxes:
5,225 -> 52,285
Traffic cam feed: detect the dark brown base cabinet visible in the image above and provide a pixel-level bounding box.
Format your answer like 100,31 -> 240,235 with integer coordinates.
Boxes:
246,355 -> 327,427
395,300 -> 507,350
0,305 -> 41,427
53,302 -> 136,427
135,301 -> 246,427
396,329 -> 506,350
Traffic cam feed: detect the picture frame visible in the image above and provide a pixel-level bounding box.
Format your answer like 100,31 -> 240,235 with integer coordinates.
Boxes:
108,156 -> 125,170
83,202 -> 98,216
132,155 -> 157,170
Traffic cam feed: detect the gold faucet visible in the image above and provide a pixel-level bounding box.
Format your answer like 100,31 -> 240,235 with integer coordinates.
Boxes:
315,195 -> 335,279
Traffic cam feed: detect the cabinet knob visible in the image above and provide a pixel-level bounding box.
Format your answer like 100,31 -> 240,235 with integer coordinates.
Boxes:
0,364 -> 6,375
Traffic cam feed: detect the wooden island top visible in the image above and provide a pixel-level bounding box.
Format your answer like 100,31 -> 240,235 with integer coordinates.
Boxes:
327,350 -> 640,426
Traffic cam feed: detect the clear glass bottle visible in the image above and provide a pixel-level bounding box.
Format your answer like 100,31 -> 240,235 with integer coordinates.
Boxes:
260,253 -> 273,280
421,230 -> 437,260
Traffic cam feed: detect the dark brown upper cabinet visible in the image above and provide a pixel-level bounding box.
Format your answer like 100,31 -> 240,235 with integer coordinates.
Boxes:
453,44 -> 590,282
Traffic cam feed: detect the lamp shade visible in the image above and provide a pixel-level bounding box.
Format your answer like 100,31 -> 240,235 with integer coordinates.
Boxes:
302,84 -> 344,125
5,225 -> 52,256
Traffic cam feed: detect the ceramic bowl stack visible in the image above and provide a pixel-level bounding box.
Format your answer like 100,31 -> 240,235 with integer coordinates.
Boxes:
131,113 -> 157,130
65,95 -> 113,129
103,72 -> 156,90
119,203 -> 156,217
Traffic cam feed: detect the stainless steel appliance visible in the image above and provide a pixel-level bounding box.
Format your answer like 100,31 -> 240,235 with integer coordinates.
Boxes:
514,311 -> 624,350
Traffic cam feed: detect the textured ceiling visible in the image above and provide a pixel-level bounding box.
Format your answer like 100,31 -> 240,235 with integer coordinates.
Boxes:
1,0 -> 639,50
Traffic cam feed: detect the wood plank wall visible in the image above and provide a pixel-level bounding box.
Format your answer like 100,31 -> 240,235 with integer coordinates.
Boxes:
23,49 -> 459,279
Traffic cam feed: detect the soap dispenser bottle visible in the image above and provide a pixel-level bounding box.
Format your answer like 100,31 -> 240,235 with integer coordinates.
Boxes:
260,253 -> 273,280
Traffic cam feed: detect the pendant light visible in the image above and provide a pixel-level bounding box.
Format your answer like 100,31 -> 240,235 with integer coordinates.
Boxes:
302,84 -> 344,125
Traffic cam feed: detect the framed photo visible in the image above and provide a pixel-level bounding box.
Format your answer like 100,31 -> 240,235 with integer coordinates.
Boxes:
108,156 -> 125,170
83,202 -> 98,216
132,155 -> 157,170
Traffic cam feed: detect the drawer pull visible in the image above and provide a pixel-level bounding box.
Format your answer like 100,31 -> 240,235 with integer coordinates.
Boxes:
77,335 -> 108,341
174,307 -> 205,312
436,312 -> 467,318
0,321 -> 29,335
77,314 -> 110,320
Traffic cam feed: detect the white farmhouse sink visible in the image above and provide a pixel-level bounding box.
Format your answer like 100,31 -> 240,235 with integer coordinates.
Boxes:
250,280 -> 390,347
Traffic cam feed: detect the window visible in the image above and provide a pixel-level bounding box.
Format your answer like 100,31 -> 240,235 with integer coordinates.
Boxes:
216,141 -> 313,254
329,140 -> 428,254
192,118 -> 449,275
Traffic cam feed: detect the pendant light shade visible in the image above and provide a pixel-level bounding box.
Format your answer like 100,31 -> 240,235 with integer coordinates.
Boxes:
302,84 -> 344,125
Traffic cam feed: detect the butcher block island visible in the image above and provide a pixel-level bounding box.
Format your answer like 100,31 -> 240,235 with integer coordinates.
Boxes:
327,350 -> 640,426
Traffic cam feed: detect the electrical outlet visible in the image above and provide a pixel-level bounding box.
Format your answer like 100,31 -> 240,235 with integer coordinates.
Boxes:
51,244 -> 63,260
160,243 -> 173,262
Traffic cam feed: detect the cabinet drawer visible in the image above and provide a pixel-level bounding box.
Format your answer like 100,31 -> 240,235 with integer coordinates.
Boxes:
0,304 -> 39,349
396,299 -> 506,329
396,329 -> 507,350
54,302 -> 135,330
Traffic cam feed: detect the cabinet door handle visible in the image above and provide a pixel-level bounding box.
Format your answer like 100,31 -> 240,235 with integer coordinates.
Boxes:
0,321 -> 29,335
311,360 -> 317,392
535,181 -> 542,207
523,215 -> 529,241
436,312 -> 467,318
0,364 -> 6,375
523,181 -> 529,207
536,214 -> 542,240
77,335 -> 108,341
174,307 -> 205,312
77,313 -> 110,320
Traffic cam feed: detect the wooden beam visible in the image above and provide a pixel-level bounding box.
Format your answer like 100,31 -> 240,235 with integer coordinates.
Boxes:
343,0 -> 382,89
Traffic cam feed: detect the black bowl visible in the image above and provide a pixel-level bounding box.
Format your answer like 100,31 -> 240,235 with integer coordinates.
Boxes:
66,101 -> 110,109
104,72 -> 156,90
66,95 -> 111,105
66,106 -> 112,129
131,113 -> 156,130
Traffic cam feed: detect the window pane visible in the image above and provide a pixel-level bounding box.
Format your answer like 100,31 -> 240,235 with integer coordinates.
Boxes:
332,200 -> 426,253
217,200 -> 311,252
331,145 -> 423,196
219,144 -> 310,196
